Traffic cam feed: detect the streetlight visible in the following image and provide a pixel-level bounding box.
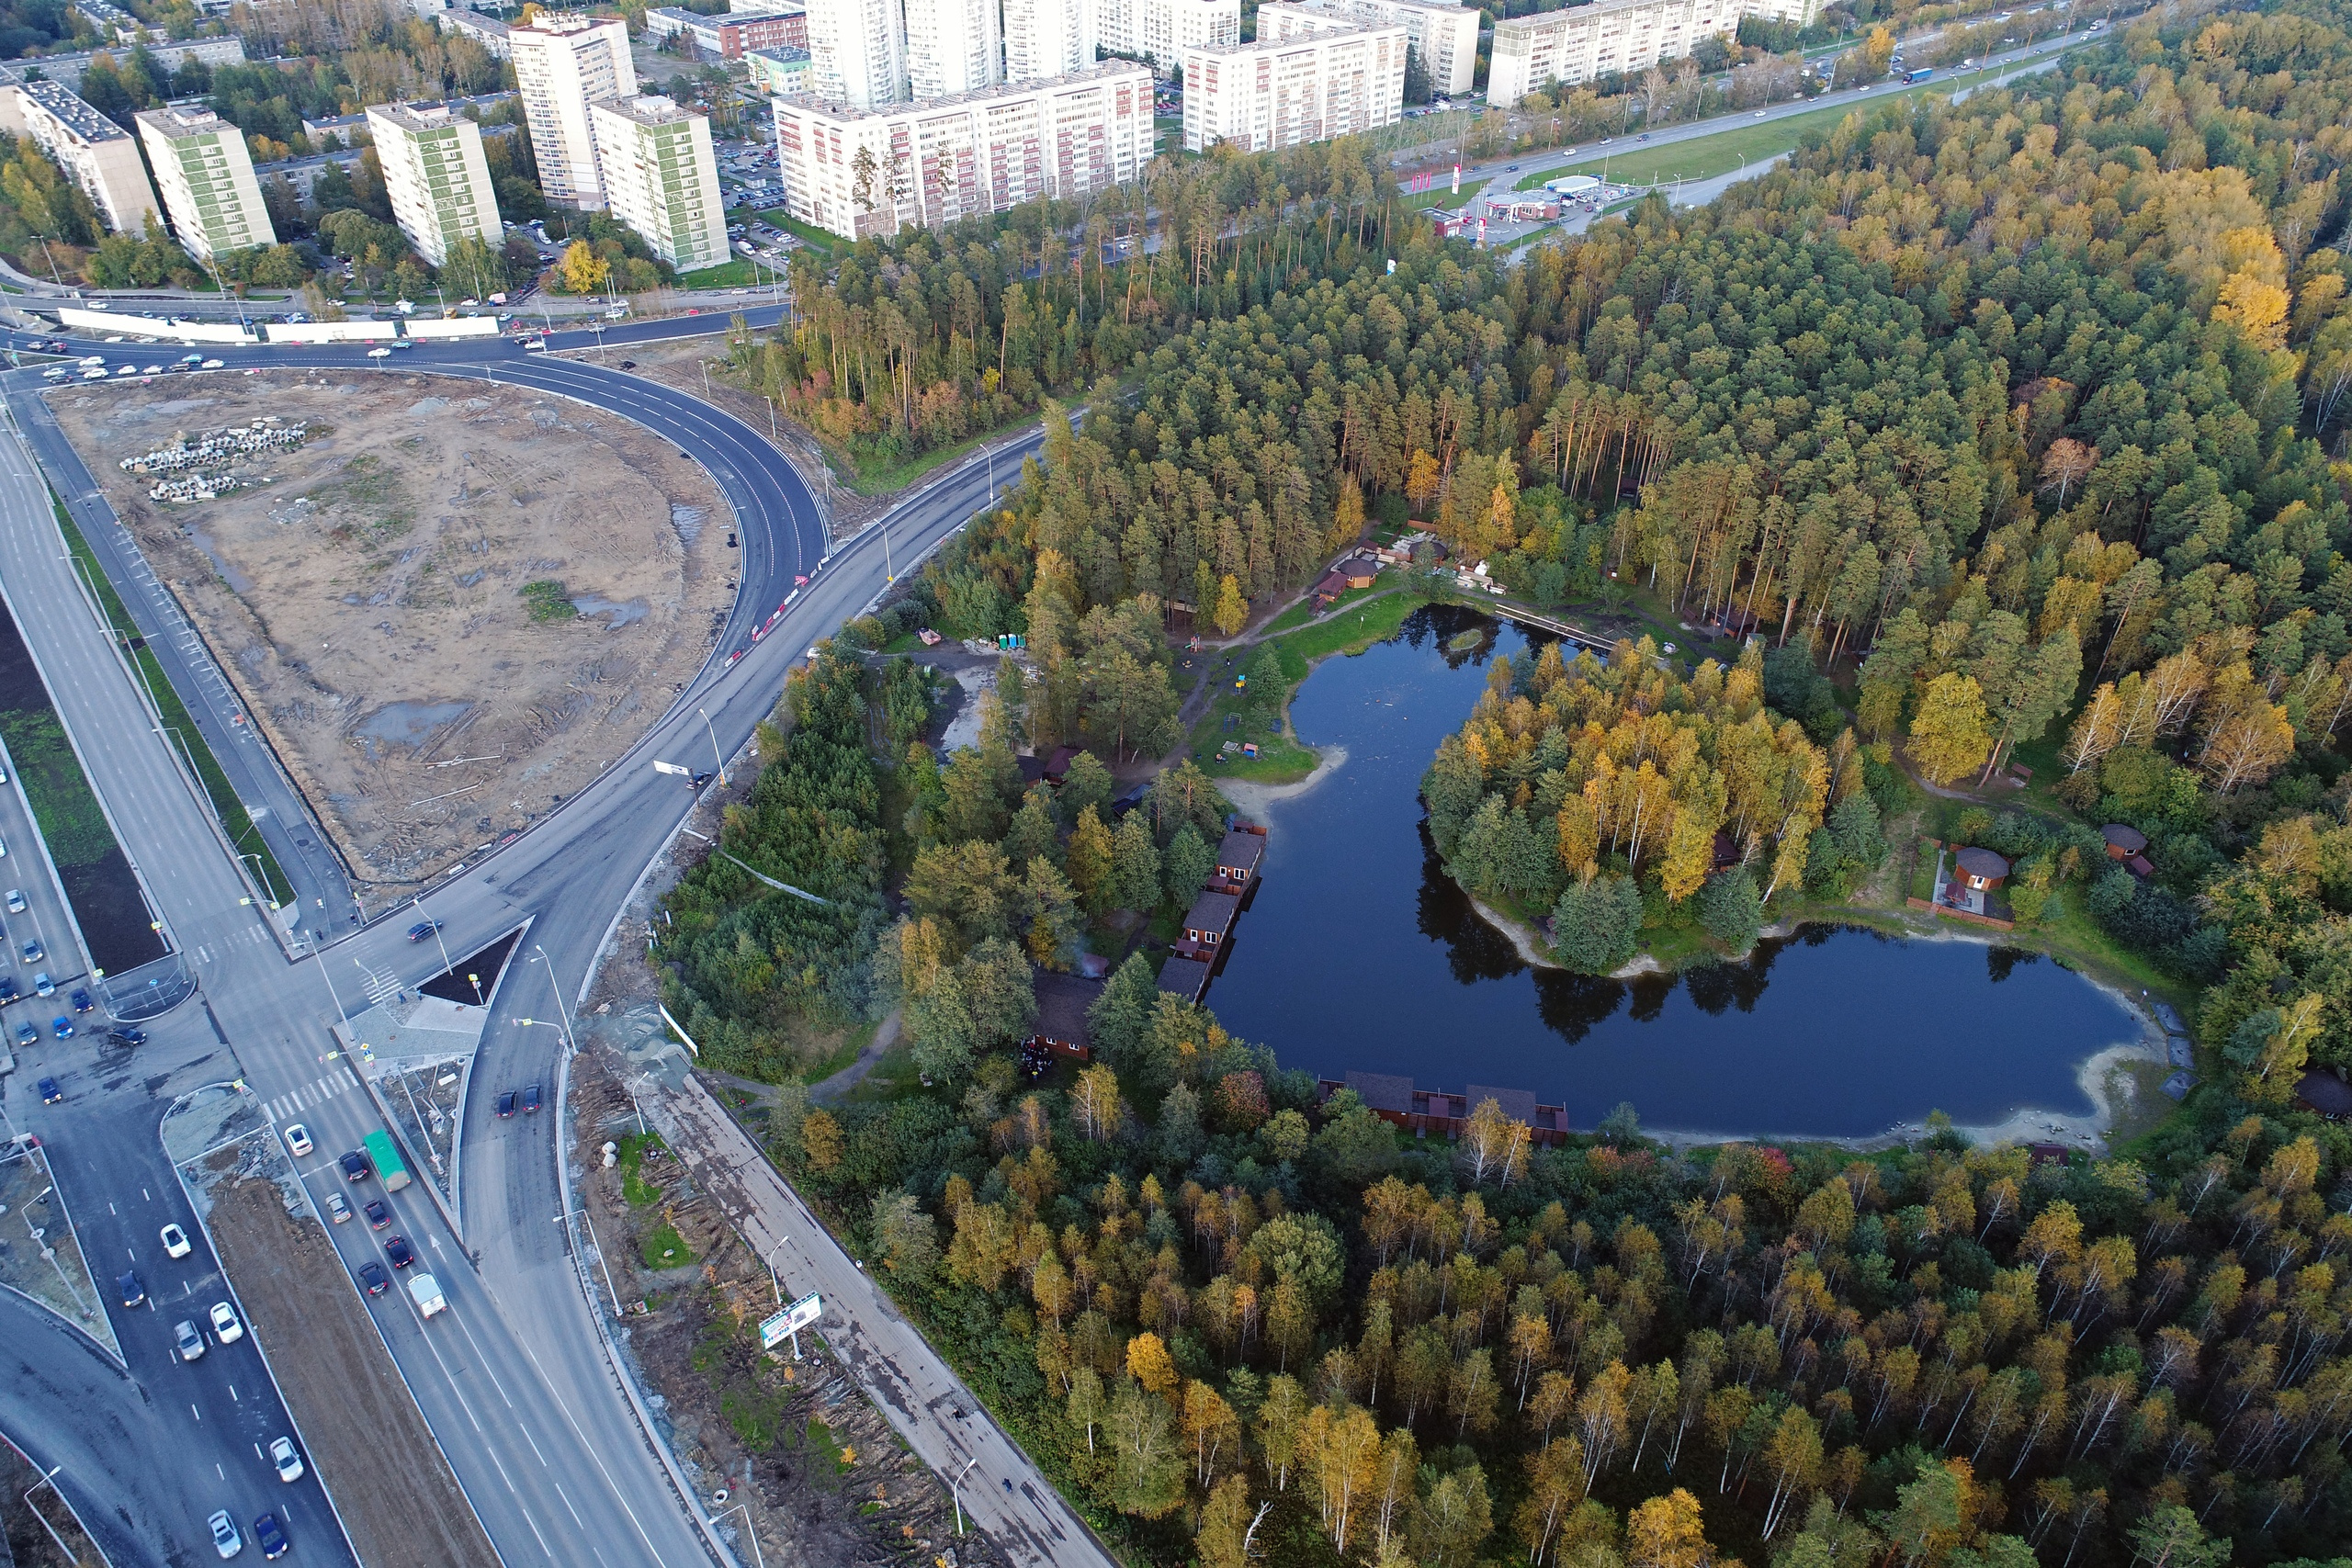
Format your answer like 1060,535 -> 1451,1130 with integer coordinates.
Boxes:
531,942 -> 578,1054
697,707 -> 728,786
763,1239 -> 787,1305
412,895 -> 456,981
952,1457 -> 980,1535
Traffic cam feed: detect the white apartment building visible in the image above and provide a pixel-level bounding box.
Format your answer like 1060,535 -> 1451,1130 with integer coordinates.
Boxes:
806,0 -> 907,108
368,101 -> 502,266
510,13 -> 636,207
1179,22 -> 1404,152
435,8 -> 512,59
591,95 -> 729,271
1003,0 -> 1096,83
0,79 -> 160,235
775,60 -> 1152,240
1487,0 -> 1819,107
134,106 -> 275,259
1261,0 -> 1478,96
1099,0 -> 1239,73
904,0 -> 1001,99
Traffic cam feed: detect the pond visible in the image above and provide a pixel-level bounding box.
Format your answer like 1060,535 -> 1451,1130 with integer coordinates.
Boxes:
1204,605 -> 2144,1143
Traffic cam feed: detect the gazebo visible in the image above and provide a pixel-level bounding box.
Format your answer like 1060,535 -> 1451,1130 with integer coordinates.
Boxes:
1955,847 -> 2010,891
2100,824 -> 2148,861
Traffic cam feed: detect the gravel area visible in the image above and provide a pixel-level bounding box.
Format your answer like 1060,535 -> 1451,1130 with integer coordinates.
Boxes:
0,1138 -> 113,1359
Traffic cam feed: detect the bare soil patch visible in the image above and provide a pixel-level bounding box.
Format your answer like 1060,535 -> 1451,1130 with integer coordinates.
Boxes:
571,1061 -> 1001,1568
202,1161 -> 498,1568
0,1433 -> 99,1566
47,372 -> 736,895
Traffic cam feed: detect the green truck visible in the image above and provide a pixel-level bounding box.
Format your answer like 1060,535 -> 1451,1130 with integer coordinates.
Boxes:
362,1129 -> 412,1192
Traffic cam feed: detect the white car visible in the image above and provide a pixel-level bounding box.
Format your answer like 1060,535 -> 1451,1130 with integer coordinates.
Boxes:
269,1436 -> 304,1483
82,367 -> 107,379
367,346 -> 391,358
209,1301 -> 243,1344
114,365 -> 137,376
209,1508 -> 242,1558
142,364 -> 162,374
284,1123 -> 312,1157
160,1223 -> 193,1258
76,354 -> 103,367
202,358 -> 223,369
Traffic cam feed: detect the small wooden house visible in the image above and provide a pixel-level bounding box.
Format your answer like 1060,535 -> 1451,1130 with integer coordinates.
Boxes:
1213,825 -> 1267,893
1182,889 -> 1241,950
1158,953 -> 1213,1004
2100,825 -> 2148,862
1339,557 -> 1378,590
1955,847 -> 2010,891
2295,1071 -> 2352,1121
1025,970 -> 1103,1062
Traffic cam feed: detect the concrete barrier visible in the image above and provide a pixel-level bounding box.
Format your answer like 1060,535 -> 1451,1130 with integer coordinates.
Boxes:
402,316 -> 501,340
260,319 -> 400,344
57,307 -> 258,344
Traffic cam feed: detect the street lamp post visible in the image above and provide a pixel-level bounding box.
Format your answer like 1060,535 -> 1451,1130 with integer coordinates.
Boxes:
413,895 -> 456,980
952,1456 -> 980,1536
697,707 -> 728,786
534,943 -> 578,1055
763,1240 -> 786,1305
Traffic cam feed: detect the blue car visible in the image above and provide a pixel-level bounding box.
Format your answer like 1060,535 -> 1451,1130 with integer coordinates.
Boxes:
254,1511 -> 289,1560
14,1022 -> 35,1046
51,1016 -> 73,1039
69,987 -> 91,1013
38,1076 -> 60,1103
0,975 -> 17,1003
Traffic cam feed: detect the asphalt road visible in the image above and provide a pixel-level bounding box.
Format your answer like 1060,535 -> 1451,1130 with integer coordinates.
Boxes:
0,323 -> 1089,1566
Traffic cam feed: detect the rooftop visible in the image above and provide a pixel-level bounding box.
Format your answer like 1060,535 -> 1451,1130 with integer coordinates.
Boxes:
137,104 -> 232,137
19,78 -> 129,143
2100,823 -> 2148,853
1344,1069 -> 1415,1115
1031,970 -> 1103,1045
596,93 -> 704,129
368,101 -> 469,134
1955,846 -> 2010,878
749,45 -> 812,62
777,58 -> 1149,121
1183,888 -> 1241,934
1157,953 -> 1213,1002
1182,21 -> 1401,56
1216,829 -> 1266,872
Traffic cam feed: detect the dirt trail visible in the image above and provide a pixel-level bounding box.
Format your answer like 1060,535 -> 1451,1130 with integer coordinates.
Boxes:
48,371 -> 734,895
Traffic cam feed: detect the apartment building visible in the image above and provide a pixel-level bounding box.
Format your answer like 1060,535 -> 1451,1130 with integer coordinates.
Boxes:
748,45 -> 815,96
1098,0 -> 1240,72
135,106 -> 274,259
775,60 -> 1152,240
1487,0 -> 1820,107
1003,0 -> 1096,84
903,0 -> 1001,99
0,80 -> 161,235
590,95 -> 729,271
646,5 -> 808,60
1179,22 -> 1404,152
1262,0 -> 1478,96
510,13 -> 636,207
0,36 -> 243,92
368,101 -> 502,266
435,8 -> 513,59
805,0 -> 907,108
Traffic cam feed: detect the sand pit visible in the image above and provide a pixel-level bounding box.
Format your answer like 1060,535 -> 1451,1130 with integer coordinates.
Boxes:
49,370 -> 736,892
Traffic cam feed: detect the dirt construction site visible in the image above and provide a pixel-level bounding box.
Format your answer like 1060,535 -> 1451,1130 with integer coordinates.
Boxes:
47,370 -> 737,893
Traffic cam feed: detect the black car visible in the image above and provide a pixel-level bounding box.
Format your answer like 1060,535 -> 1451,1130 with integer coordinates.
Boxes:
356,1261 -> 390,1295
385,1235 -> 416,1269
496,1090 -> 516,1118
406,919 -> 443,942
339,1150 -> 370,1181
364,1200 -> 390,1230
619,359 -> 637,370
68,987 -> 91,1013
119,1269 -> 143,1307
38,1076 -> 61,1103
523,1082 -> 542,1113
107,1027 -> 145,1047
0,975 -> 17,1003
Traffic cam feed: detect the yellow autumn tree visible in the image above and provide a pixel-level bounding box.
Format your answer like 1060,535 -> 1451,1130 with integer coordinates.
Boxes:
1405,449 -> 1442,515
559,239 -> 609,296
1213,574 -> 1249,637
1626,1488 -> 1716,1568
1126,1332 -> 1181,1402
1907,672 -> 1993,785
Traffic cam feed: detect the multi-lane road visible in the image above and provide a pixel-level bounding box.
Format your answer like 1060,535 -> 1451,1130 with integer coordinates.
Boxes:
0,316 -> 1096,1567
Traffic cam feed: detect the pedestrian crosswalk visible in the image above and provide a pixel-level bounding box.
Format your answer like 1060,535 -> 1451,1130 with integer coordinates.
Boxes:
263,1068 -> 356,1124
187,924 -> 275,965
355,959 -> 401,1009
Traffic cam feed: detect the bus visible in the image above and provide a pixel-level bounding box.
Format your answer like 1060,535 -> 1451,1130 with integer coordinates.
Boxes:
362,1129 -> 412,1192
1905,68 -> 1934,84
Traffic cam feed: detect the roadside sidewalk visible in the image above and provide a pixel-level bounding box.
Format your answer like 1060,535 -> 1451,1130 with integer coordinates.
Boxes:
650,1074 -> 1115,1568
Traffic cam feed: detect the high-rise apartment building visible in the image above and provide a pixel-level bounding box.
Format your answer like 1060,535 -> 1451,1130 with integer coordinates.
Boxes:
0,79 -> 161,235
775,61 -> 1151,240
1261,0 -> 1478,96
590,95 -> 729,271
509,13 -> 636,207
903,0 -> 1001,99
134,106 -> 275,259
1002,0 -> 1096,83
1179,21 -> 1404,152
1099,0 -> 1239,70
368,101 -> 502,266
805,0 -> 906,108
1486,0 -> 1819,107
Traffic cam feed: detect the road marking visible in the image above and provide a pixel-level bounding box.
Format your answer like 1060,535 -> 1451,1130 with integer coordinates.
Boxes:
191,1404 -> 200,1421
520,1423 -> 548,1466
229,1385 -> 238,1402
551,1479 -> 584,1527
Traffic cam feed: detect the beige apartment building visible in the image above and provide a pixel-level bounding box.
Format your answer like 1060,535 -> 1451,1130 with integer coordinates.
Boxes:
1179,21 -> 1406,152
510,13 -> 636,207
1487,0 -> 1822,107
590,95 -> 729,272
368,101 -> 503,266
1261,0 -> 1480,96
0,79 -> 160,235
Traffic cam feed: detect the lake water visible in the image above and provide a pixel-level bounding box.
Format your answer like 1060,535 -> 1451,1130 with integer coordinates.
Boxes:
1204,605 -> 2141,1142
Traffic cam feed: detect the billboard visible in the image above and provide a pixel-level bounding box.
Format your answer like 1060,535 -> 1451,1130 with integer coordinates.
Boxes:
760,1291 -> 821,1348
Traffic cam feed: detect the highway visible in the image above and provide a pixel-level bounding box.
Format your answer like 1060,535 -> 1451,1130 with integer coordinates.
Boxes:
0,320 -> 1090,1567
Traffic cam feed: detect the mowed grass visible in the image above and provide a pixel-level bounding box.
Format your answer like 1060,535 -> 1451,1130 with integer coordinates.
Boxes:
1405,176 -> 1487,211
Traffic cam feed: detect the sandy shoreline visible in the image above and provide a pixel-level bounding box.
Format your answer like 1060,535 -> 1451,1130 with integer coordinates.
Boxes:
1218,744 -> 1348,818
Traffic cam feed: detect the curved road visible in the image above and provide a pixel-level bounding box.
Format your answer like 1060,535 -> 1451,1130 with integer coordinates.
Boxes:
0,320 -> 1087,1568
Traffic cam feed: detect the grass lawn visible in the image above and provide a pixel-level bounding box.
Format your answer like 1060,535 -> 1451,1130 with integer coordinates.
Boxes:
1188,588 -> 1430,784
824,407 -> 1037,496
797,1016 -> 877,1085
673,256 -> 775,291
616,1133 -> 665,1206
757,209 -> 839,258
1406,176 -> 1487,210
1511,79 -> 1969,193
640,1221 -> 695,1269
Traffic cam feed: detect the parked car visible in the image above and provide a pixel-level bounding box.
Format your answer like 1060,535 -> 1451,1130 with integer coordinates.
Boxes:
364,1199 -> 390,1230
356,1261 -> 390,1295
51,1016 -> 72,1039
385,1235 -> 416,1269
21,939 -> 40,963
175,1318 -> 207,1360
523,1083 -> 542,1113
207,1509 -> 241,1558
284,1123 -> 311,1157
108,1027 -> 145,1046
269,1436 -> 304,1483
6,888 -> 27,913
0,976 -> 17,1004
32,972 -> 51,997
339,1149 -> 369,1181
496,1090 -> 516,1118
38,1076 -> 61,1103
68,987 -> 91,1012
14,1023 -> 35,1047
209,1301 -> 243,1343
161,1223 -> 192,1258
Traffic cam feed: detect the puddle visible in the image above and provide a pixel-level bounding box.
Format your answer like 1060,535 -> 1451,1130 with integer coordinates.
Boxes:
670,503 -> 705,545
354,700 -> 471,749
571,594 -> 649,626
184,526 -> 254,594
